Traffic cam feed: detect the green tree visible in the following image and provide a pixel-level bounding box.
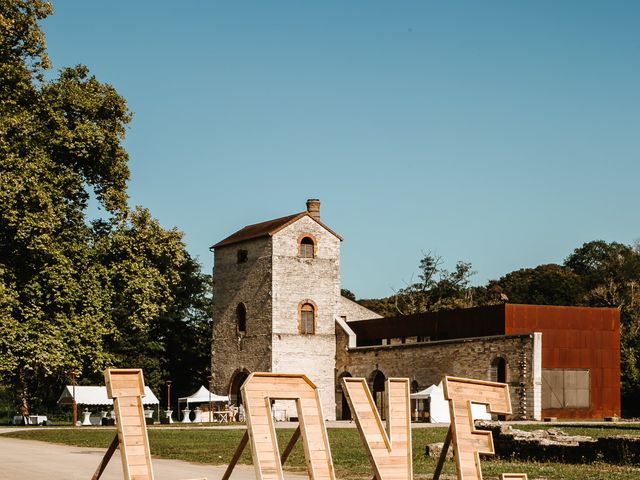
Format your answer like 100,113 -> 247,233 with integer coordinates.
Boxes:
393,253 -> 476,314
0,1 -> 212,412
93,208 -> 187,394
155,256 -> 213,403
340,288 -> 356,301
487,264 -> 583,306
1,1 -> 130,409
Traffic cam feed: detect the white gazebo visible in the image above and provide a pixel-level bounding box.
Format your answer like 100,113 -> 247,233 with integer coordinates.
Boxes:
57,385 -> 160,425
58,385 -> 160,405
410,383 -> 450,423
178,386 -> 229,422
410,382 -> 491,423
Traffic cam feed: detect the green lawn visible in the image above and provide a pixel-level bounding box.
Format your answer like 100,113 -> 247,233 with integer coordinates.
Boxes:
4,426 -> 640,480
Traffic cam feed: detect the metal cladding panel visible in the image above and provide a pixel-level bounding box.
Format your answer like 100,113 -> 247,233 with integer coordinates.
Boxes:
505,304 -> 620,419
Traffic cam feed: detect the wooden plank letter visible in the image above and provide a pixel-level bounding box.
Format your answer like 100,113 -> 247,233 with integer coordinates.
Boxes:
500,475 -> 528,480
105,368 -> 154,480
443,376 -> 512,480
241,373 -> 335,480
342,377 -> 412,480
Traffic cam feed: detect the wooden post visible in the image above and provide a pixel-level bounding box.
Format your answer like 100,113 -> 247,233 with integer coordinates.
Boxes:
432,426 -> 452,480
221,431 -> 249,480
279,426 -> 301,465
221,425 -> 300,480
91,434 -> 119,480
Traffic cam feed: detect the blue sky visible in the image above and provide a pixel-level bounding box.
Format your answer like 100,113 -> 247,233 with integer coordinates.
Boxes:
42,1 -> 640,299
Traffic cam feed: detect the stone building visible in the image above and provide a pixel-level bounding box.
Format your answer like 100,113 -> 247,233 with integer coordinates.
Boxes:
211,199 -> 378,419
211,200 -> 620,421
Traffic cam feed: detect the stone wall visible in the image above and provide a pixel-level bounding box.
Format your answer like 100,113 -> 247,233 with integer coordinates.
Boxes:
336,327 -> 538,420
478,422 -> 640,465
271,215 -> 341,420
211,237 -> 273,397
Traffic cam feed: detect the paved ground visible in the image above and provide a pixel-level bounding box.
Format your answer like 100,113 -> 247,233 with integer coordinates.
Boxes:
0,435 -> 305,480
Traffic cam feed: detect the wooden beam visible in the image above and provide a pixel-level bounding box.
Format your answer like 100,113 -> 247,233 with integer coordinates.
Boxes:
221,431 -> 249,480
91,434 -> 119,480
280,426 -> 301,465
432,426 -> 452,480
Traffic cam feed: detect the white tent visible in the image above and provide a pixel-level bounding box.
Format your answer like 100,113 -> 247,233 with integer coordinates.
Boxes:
178,386 -> 229,408
410,384 -> 441,399
410,383 -> 491,423
410,383 -> 450,423
57,385 -> 160,406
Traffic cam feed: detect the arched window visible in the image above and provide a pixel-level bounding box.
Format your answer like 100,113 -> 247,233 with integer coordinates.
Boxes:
236,303 -> 247,333
300,303 -> 315,334
299,236 -> 315,258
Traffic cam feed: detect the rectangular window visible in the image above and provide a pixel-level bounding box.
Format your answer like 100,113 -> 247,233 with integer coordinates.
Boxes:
300,244 -> 314,258
542,368 -> 590,409
301,311 -> 314,334
237,249 -> 248,263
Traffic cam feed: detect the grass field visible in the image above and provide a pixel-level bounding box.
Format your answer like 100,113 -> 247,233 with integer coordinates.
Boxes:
4,425 -> 640,479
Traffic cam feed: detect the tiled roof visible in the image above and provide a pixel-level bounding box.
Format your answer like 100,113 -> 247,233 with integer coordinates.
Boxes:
212,213 -> 304,248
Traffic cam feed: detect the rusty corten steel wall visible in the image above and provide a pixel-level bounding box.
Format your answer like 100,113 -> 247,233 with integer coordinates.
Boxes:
504,304 -> 620,419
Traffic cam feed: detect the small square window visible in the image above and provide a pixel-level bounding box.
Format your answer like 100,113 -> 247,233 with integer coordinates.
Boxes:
237,249 -> 248,263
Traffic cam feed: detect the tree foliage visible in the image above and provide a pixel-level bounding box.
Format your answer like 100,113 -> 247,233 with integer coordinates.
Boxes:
357,253 -> 477,317
0,1 -> 211,411
393,253 -> 475,314
488,264 -> 583,306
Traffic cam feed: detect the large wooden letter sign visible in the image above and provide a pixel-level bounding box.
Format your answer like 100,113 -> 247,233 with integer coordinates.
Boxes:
342,377 -> 412,480
241,373 -> 335,480
94,369 -> 154,480
443,376 -> 512,480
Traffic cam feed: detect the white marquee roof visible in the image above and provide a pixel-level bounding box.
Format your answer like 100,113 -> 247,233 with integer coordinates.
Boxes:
57,385 -> 160,405
178,385 -> 229,404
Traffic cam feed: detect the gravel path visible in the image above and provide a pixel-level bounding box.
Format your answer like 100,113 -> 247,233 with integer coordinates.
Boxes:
0,435 -> 304,480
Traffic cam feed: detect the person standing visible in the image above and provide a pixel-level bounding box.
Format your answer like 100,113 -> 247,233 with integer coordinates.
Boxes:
20,401 -> 30,425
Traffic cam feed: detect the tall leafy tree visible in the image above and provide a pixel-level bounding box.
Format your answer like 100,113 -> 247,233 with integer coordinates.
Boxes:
1,0 -> 130,408
0,1 -> 212,411
155,255 -> 213,403
487,264 -> 583,306
381,253 -> 476,315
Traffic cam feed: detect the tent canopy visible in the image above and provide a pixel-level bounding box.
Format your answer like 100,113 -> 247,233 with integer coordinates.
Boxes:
57,385 -> 159,406
410,384 -> 442,399
409,382 -> 491,423
178,386 -> 229,405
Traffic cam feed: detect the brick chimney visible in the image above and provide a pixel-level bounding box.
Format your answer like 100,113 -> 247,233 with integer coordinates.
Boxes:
306,199 -> 320,221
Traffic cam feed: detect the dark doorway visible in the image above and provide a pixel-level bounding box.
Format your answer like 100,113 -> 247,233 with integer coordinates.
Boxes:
491,357 -> 507,383
372,370 -> 386,420
337,372 -> 353,420
491,358 -> 507,420
229,370 -> 250,406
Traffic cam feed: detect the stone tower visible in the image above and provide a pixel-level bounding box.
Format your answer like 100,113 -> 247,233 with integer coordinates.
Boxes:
211,199 -> 341,420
